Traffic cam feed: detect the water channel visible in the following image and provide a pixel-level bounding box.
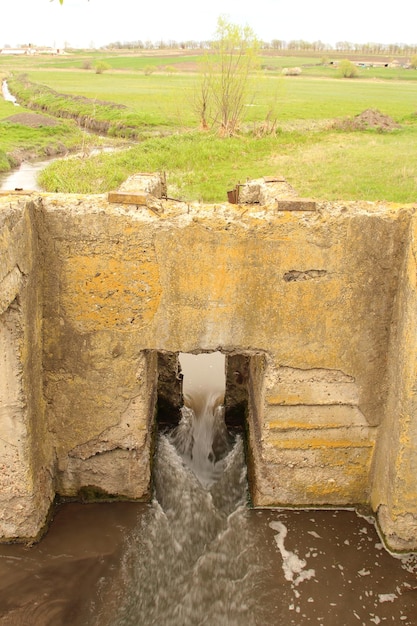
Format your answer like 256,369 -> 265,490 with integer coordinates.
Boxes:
0,80 -> 116,192
1,85 -> 417,624
1,80 -> 19,107
1,80 -> 49,191
0,159 -> 52,191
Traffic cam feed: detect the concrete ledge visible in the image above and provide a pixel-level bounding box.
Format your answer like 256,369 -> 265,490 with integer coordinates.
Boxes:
107,191 -> 149,206
265,405 -> 370,429
253,449 -> 373,506
267,382 -> 359,406
276,198 -> 317,211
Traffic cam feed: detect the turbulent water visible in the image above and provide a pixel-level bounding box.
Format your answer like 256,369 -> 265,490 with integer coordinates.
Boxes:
95,393 -> 261,626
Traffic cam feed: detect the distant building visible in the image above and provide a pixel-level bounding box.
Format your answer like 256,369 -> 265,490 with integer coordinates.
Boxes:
0,48 -> 32,55
0,46 -> 66,55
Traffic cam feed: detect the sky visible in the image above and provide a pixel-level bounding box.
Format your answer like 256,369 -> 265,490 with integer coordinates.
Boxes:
1,0 -> 416,50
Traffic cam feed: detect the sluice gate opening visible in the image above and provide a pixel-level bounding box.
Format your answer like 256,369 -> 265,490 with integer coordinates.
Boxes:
156,351 -> 249,436
155,350 -> 253,493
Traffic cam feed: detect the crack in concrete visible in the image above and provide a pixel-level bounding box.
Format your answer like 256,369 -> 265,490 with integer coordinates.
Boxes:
283,269 -> 328,282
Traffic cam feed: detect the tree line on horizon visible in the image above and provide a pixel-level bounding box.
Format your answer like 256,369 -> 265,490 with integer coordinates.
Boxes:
104,38 -> 417,56
48,1 -> 416,56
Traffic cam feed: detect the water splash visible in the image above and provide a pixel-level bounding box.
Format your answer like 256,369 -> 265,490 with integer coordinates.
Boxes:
97,393 -> 260,626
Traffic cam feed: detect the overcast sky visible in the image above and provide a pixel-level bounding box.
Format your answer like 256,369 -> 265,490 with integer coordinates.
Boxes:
2,0 -> 416,49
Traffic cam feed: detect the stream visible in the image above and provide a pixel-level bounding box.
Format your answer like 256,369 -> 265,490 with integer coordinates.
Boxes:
1,80 -> 48,191
1,80 -> 19,107
0,80 -> 118,192
0,158 -> 52,191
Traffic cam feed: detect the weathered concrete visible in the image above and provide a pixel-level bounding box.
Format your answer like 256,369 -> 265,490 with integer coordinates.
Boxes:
0,179 -> 417,550
371,216 -> 417,550
0,200 -> 53,540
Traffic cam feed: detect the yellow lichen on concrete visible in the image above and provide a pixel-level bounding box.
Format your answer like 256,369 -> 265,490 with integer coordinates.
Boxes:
1,190 -> 417,548
61,254 -> 161,331
366,213 -> 417,549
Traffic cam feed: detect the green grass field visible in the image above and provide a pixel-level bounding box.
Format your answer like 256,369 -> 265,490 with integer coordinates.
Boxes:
1,50 -> 417,201
12,67 -> 417,124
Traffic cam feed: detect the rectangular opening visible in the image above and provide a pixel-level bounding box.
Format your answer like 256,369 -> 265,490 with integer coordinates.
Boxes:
155,349 -> 266,503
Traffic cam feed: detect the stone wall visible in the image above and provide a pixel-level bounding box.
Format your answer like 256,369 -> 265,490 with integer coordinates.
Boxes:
0,183 -> 416,550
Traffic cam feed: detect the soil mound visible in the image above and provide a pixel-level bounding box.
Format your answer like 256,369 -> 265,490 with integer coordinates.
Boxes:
3,112 -> 59,127
334,109 -> 401,131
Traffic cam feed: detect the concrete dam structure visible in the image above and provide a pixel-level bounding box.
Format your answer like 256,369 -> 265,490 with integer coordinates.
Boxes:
1,174 -> 417,552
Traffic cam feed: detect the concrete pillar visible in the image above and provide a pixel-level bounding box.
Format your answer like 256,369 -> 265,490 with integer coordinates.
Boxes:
371,215 -> 417,551
52,349 -> 158,501
0,202 -> 53,541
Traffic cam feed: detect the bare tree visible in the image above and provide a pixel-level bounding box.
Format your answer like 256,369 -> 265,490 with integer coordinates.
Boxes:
195,16 -> 259,137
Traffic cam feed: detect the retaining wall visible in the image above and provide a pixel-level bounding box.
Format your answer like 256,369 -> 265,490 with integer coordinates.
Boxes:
1,181 -> 416,550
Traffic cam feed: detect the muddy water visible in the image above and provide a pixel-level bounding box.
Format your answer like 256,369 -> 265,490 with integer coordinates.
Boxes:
0,504 -> 416,625
0,146 -> 117,192
0,159 -> 52,191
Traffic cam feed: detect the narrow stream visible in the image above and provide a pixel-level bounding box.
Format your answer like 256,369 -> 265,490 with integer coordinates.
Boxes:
0,80 -> 118,192
1,80 -> 49,191
1,80 -> 19,107
0,159 -> 53,191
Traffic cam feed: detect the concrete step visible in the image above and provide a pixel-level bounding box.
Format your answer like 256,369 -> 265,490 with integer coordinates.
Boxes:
262,404 -> 376,458
264,404 -> 374,430
254,404 -> 377,506
265,367 -> 359,406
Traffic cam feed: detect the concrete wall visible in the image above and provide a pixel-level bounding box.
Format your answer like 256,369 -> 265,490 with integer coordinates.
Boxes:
0,201 -> 53,540
0,185 -> 416,550
371,214 -> 417,550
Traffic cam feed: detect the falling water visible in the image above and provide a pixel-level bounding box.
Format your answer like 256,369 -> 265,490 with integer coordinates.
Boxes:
93,354 -> 261,626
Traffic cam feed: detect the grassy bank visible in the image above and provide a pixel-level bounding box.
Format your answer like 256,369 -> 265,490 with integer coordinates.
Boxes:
1,70 -> 101,171
2,51 -> 417,200
7,73 -> 187,136
16,68 -> 417,125
39,125 -> 417,203
0,99 -> 88,171
33,64 -> 417,203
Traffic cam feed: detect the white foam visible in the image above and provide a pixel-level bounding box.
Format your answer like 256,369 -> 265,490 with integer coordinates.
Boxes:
378,593 -> 397,603
269,520 -> 316,586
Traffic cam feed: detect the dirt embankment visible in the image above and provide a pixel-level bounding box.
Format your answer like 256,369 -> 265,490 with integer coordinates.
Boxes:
333,109 -> 401,131
35,92 -> 128,134
2,113 -> 70,165
7,78 -> 134,137
4,112 -> 60,127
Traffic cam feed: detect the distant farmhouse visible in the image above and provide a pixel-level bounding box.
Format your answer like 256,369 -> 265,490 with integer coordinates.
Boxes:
0,46 -> 66,55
